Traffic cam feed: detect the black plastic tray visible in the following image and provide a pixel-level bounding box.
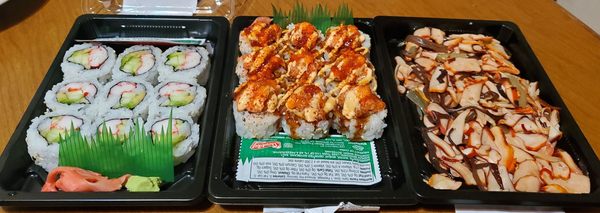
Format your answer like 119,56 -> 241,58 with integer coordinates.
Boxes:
374,16 -> 600,206
208,16 -> 416,206
0,14 -> 228,206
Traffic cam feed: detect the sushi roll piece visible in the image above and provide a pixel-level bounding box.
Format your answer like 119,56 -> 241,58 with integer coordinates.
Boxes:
333,85 -> 387,141
321,25 -> 371,61
26,111 -> 91,171
235,45 -> 286,83
91,109 -> 139,139
148,80 -> 207,121
112,45 -> 161,84
239,17 -> 282,55
282,49 -> 325,90
233,79 -> 281,139
44,78 -> 101,112
281,84 -> 334,139
61,43 -> 116,82
89,78 -> 154,119
282,22 -> 323,51
146,114 -> 199,165
158,46 -> 211,85
322,49 -> 376,96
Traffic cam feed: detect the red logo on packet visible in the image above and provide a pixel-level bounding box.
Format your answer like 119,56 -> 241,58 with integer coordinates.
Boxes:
250,141 -> 281,150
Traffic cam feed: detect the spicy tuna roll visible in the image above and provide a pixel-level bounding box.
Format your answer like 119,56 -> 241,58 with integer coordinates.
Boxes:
145,114 -> 199,165
44,78 -> 101,112
233,79 -> 281,139
321,24 -> 371,61
333,85 -> 387,141
89,78 -> 154,119
235,45 -> 286,83
112,45 -> 161,84
239,17 -> 282,55
281,84 -> 334,139
158,46 -> 211,85
282,22 -> 323,51
322,49 -> 376,96
61,43 -> 116,82
148,80 -> 206,121
26,111 -> 91,171
282,49 -> 325,90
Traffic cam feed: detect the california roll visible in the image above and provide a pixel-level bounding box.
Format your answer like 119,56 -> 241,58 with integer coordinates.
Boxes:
148,80 -> 206,121
91,109 -> 139,139
44,78 -> 101,112
90,78 -> 154,119
26,111 -> 91,171
146,115 -> 199,165
61,43 -> 115,82
158,46 -> 211,85
112,45 -> 161,84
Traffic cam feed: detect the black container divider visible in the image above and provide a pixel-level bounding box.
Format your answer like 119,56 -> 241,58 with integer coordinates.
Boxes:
374,16 -> 600,206
208,16 -> 416,206
0,14 -> 228,206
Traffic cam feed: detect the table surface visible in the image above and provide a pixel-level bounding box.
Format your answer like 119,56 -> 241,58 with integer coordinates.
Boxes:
1,0 -> 600,212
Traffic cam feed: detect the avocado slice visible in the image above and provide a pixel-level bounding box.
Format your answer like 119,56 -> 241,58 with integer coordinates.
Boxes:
172,120 -> 189,145
67,49 -> 91,69
117,91 -> 146,109
56,90 -> 85,105
120,52 -> 143,75
165,91 -> 194,107
39,128 -> 64,143
165,51 -> 185,70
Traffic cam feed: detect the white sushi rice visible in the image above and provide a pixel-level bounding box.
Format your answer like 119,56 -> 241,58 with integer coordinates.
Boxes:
112,45 -> 162,84
281,118 -> 330,139
88,77 -> 155,119
158,46 -> 211,85
145,114 -> 200,165
147,79 -> 207,122
44,78 -> 102,112
334,110 -> 387,141
234,56 -> 248,83
238,34 -> 253,55
361,31 -> 371,50
61,43 -> 116,83
25,111 -> 91,172
233,103 -> 280,139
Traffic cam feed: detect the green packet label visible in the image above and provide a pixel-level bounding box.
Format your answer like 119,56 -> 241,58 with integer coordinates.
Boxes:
236,133 -> 382,186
